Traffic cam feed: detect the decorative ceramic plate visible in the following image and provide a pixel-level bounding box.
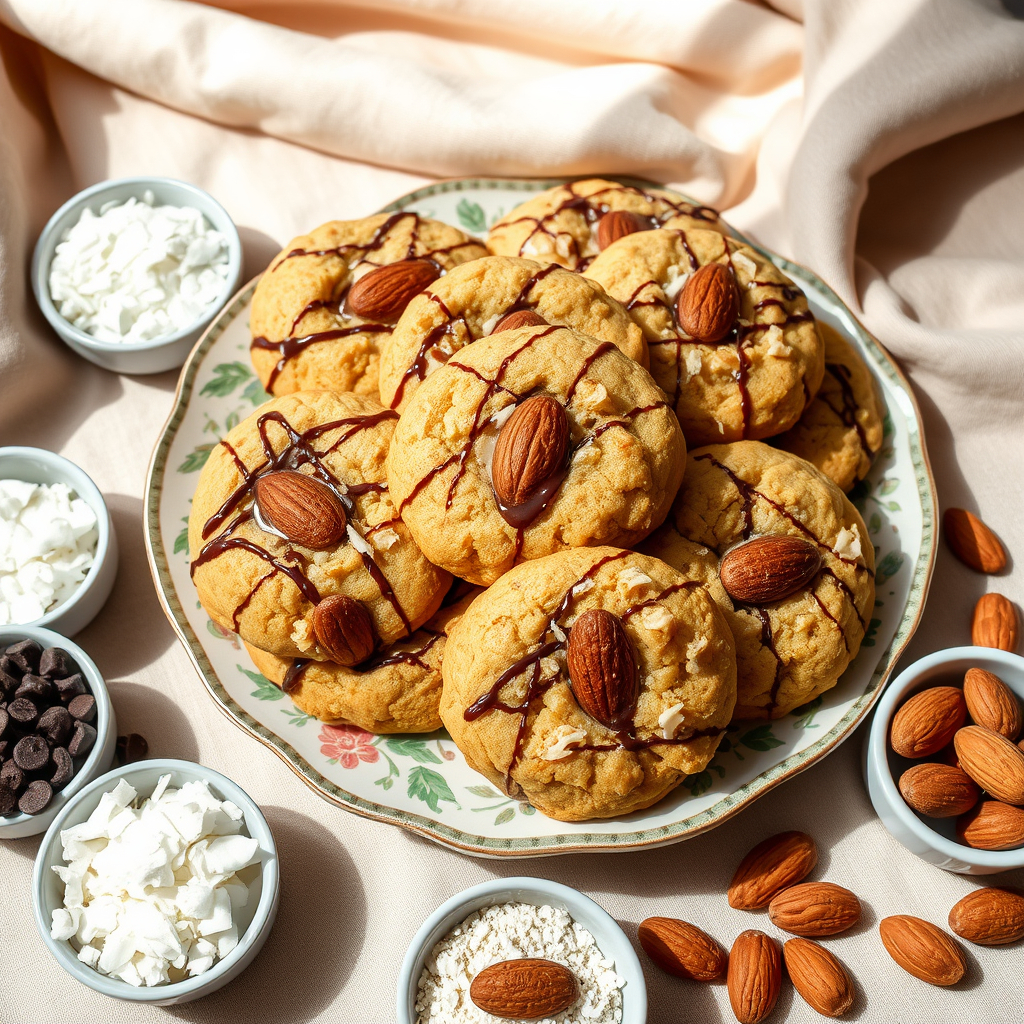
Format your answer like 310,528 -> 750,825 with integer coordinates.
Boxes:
145,178 -> 936,857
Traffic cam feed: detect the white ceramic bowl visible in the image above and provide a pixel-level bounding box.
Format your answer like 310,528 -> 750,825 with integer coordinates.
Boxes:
0,446 -> 117,636
0,624 -> 116,839
864,645 -> 1024,875
32,758 -> 279,1005
396,876 -> 646,1024
31,177 -> 242,375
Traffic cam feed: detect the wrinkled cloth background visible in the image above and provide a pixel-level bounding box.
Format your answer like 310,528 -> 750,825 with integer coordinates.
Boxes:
1,1 -> 1023,1021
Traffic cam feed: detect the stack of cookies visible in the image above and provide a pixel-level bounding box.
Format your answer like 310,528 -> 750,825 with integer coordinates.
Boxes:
188,180 -> 882,822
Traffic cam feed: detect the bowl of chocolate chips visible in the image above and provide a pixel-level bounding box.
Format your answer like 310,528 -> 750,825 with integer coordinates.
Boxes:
0,626 -> 116,839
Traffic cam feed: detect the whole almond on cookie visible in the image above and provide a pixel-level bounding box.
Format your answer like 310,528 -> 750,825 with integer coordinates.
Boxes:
637,917 -> 726,981
470,959 -> 578,1019
312,595 -> 375,667
943,508 -> 1006,574
879,916 -> 965,986
972,593 -> 1019,652
677,262 -> 739,343
597,210 -> 646,250
956,800 -> 1024,850
783,938 -> 854,1018
898,763 -> 980,818
346,258 -> 440,321
493,309 -> 547,334
948,887 -> 1024,945
727,930 -> 781,1024
491,395 -> 568,512
963,668 -> 1021,740
566,609 -> 638,728
253,470 -> 347,549
889,686 -> 967,759
728,831 -> 818,909
953,725 -> 1024,804
768,882 -> 861,937
718,536 -> 822,605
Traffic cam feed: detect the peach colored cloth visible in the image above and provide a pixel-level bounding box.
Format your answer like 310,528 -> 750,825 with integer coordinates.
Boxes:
0,1 -> 1022,1020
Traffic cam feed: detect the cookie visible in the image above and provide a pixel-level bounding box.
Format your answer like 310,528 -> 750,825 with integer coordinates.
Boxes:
189,390 -> 450,661
773,322 -> 884,492
249,212 -> 486,397
584,228 -> 825,446
378,255 -> 648,411
486,178 -> 725,271
642,442 -> 875,719
440,547 -> 737,821
385,324 -> 686,586
242,584 -> 479,733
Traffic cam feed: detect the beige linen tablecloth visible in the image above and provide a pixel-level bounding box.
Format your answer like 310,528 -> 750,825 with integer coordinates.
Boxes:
1,1 -> 1023,1021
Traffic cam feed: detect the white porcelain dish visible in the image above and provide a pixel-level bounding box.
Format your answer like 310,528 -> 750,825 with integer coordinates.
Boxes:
864,645 -> 1024,875
32,758 -> 280,1005
0,446 -> 117,636
0,624 -> 116,839
395,876 -> 646,1024
31,177 -> 242,375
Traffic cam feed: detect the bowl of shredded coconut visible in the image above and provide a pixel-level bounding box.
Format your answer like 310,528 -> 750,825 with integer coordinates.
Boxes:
32,177 -> 242,375
0,447 -> 116,636
32,759 -> 279,1004
397,877 -> 646,1024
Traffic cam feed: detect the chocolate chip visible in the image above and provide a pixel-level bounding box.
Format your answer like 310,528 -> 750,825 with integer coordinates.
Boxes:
116,733 -> 149,764
37,705 -> 73,746
13,734 -> 50,772
54,674 -> 87,702
0,786 -> 16,816
0,739 -> 8,762
0,670 -> 19,697
0,655 -> 18,678
0,708 -> 7,739
67,694 -> 96,724
1,759 -> 25,793
5,639 -> 41,675
39,647 -> 77,680
18,780 -> 52,815
49,747 -> 74,790
7,698 -> 39,728
15,674 -> 54,703
68,721 -> 96,759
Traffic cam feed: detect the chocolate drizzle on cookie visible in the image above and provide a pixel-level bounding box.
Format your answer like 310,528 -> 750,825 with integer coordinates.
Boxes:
820,361 -> 879,461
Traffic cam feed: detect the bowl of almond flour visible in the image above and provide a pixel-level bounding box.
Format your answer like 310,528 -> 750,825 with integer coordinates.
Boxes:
396,877 -> 646,1024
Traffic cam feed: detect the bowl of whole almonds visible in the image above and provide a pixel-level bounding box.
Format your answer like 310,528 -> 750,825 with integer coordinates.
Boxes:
865,645 -> 1024,874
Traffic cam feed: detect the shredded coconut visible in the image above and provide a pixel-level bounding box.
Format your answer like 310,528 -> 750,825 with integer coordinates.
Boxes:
764,324 -> 790,357
371,528 -> 400,551
834,524 -> 862,562
639,603 -> 673,632
480,313 -> 501,336
415,902 -> 624,1024
542,725 -> 589,761
662,266 -> 691,302
683,348 -> 703,382
617,567 -> 652,595
658,702 -> 686,740
732,251 -> 759,280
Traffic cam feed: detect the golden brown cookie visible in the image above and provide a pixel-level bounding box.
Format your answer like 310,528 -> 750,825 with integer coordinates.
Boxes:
642,442 -> 874,719
378,255 -> 648,411
440,547 -> 736,821
773,322 -> 884,492
486,178 -> 726,271
189,390 -> 450,660
584,228 -> 825,446
385,324 -> 686,586
250,213 -> 486,397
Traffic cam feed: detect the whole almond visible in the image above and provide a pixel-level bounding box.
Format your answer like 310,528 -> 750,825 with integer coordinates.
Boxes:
491,395 -> 569,512
566,609 -> 638,728
493,309 -> 547,334
637,917 -> 726,981
253,470 -> 347,549
889,686 -> 967,759
943,508 -> 1006,574
879,916 -> 965,986
783,938 -> 854,1018
677,262 -> 739,343
346,258 -> 439,321
948,886 -> 1024,945
963,668 -> 1021,740
956,800 -> 1024,850
898,763 -> 980,818
596,210 -> 646,250
972,593 -> 1019,652
953,725 -> 1024,804
312,595 -> 375,667
768,882 -> 861,937
727,930 -> 781,1024
728,831 -> 818,910
719,535 -> 822,605
470,959 -> 578,1019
